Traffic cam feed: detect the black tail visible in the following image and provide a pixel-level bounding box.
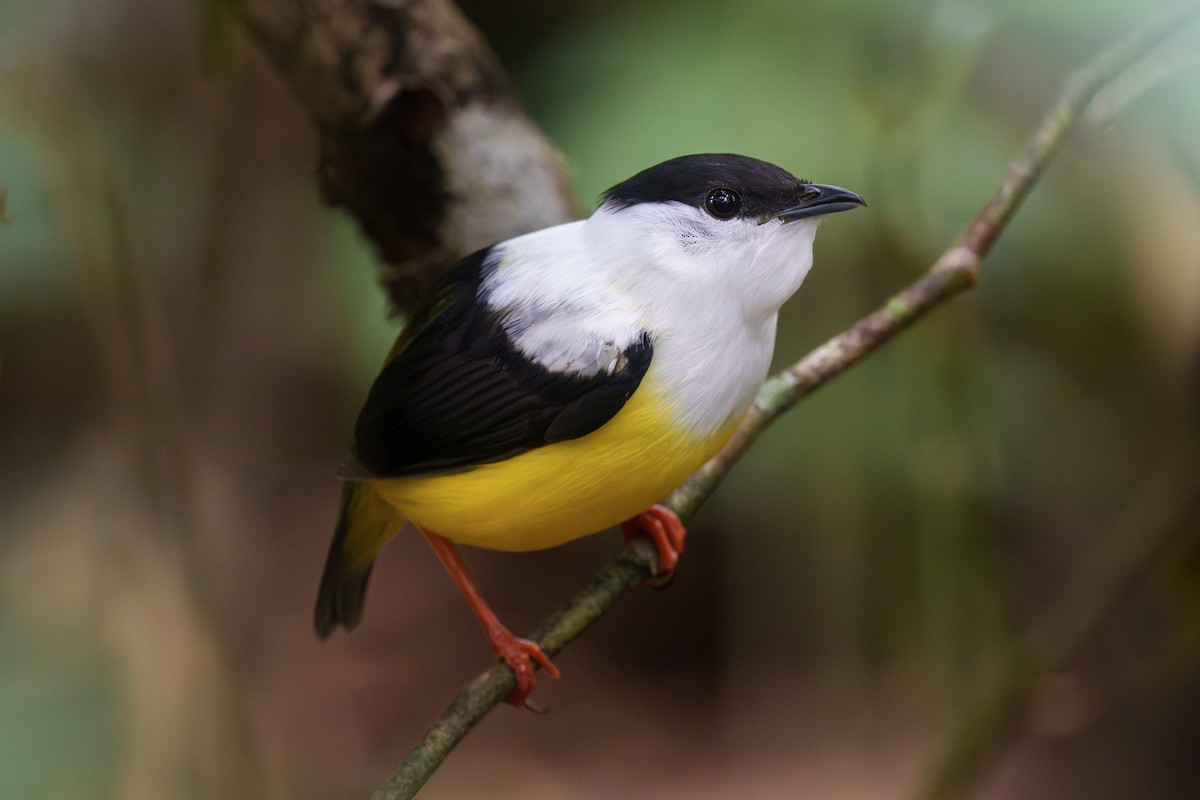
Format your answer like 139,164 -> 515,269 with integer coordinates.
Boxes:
314,483 -> 378,637
313,557 -> 373,638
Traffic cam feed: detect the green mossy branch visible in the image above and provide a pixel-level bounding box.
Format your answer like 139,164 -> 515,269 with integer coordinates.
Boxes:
371,5 -> 1200,798
370,540 -> 658,800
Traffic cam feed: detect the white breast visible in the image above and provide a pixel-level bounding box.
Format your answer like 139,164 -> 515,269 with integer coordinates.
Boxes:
480,201 -> 821,438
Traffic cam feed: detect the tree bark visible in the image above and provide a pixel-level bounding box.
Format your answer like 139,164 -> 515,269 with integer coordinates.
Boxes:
230,0 -> 579,308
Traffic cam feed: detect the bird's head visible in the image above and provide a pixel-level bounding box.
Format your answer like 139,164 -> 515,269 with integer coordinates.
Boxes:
591,153 -> 864,320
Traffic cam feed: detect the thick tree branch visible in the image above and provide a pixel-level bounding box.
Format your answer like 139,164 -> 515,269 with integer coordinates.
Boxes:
367,5 -> 1200,798
229,0 -> 578,307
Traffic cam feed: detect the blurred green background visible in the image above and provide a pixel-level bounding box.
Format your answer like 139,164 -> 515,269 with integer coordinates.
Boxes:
2,0 -> 1199,798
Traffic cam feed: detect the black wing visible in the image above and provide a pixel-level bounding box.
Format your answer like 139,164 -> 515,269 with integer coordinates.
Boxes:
352,249 -> 653,477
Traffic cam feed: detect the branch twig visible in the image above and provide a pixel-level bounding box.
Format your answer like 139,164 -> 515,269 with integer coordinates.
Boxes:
370,5 -> 1200,798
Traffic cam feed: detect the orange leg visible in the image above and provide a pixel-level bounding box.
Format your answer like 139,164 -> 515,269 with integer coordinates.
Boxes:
621,504 -> 687,575
421,530 -> 559,707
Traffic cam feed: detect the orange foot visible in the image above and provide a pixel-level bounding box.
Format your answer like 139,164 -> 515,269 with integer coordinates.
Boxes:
489,624 -> 560,707
621,504 -> 687,580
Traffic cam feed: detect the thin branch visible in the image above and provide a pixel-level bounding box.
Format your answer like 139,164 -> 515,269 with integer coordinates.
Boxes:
370,538 -> 660,800
372,4 -> 1200,798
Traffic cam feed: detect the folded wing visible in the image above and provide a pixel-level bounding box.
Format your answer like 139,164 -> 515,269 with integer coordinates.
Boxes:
353,249 -> 653,477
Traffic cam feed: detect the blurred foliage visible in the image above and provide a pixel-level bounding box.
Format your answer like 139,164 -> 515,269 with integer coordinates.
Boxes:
2,0 -> 1199,798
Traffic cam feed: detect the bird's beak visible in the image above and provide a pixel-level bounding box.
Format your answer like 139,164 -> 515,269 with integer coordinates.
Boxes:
771,184 -> 866,223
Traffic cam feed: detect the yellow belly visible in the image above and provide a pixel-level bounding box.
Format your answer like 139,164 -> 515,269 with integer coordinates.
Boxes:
369,387 -> 738,551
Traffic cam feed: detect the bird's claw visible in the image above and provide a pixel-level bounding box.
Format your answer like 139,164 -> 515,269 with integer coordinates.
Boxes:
491,628 -> 560,707
621,504 -> 687,584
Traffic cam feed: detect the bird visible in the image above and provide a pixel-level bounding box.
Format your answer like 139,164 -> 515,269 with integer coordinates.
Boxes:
314,153 -> 864,706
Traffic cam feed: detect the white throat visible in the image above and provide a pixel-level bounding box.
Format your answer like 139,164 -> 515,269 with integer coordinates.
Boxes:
483,201 -> 823,437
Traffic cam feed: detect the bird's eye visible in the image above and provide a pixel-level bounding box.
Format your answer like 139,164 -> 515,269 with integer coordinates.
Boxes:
704,188 -> 742,220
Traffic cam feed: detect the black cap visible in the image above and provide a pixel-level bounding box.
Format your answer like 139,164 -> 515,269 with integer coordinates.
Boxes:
601,153 -> 863,223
